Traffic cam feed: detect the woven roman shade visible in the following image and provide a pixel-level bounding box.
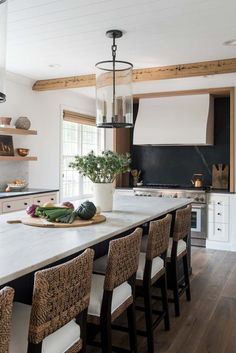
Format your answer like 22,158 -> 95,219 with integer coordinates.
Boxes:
63,110 -> 96,126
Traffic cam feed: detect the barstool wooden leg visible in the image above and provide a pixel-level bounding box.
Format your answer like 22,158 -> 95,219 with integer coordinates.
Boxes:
144,284 -> 154,353
76,309 -> 88,353
160,274 -> 170,331
172,261 -> 180,317
27,342 -> 42,353
100,313 -> 112,353
127,302 -> 138,353
183,254 -> 191,301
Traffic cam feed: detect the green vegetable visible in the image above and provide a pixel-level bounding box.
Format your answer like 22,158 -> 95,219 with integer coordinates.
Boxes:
75,201 -> 96,220
35,207 -> 73,222
56,211 -> 77,224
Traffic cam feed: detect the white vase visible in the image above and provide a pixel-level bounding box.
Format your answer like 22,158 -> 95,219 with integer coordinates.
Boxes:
93,183 -> 114,212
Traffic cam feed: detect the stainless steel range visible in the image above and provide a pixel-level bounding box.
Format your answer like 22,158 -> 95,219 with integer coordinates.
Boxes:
133,185 -> 207,247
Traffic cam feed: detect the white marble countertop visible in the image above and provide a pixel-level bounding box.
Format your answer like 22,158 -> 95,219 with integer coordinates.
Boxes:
0,195 -> 191,285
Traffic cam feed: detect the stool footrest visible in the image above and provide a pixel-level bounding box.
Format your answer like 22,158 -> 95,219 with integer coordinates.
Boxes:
153,313 -> 166,329
135,305 -> 146,312
111,324 -> 129,333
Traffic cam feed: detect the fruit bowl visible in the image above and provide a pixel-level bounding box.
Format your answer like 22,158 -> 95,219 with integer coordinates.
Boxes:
6,183 -> 28,192
16,148 -> 29,157
6,179 -> 28,192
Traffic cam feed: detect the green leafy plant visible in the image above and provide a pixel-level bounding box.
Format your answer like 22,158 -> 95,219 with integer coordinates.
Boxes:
69,150 -> 131,183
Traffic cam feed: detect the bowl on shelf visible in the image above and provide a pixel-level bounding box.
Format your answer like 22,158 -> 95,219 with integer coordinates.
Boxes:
16,148 -> 29,157
6,181 -> 28,192
0,117 -> 12,127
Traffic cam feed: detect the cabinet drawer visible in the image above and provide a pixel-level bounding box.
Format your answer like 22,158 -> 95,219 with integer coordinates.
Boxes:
208,194 -> 229,206
33,193 -> 57,206
208,222 -> 229,242
214,204 -> 229,223
2,198 -> 31,213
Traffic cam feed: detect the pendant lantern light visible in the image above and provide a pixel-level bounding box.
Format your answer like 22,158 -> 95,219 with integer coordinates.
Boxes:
0,0 -> 7,103
95,30 -> 133,128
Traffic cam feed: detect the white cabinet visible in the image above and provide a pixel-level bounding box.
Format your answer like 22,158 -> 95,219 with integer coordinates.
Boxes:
2,198 -> 31,213
0,192 -> 58,214
33,193 -> 56,206
207,194 -> 229,242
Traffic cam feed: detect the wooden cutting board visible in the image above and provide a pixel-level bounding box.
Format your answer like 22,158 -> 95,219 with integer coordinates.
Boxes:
212,164 -> 229,190
7,214 -> 106,228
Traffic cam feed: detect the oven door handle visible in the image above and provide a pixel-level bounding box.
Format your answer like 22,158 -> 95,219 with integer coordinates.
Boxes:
192,204 -> 206,209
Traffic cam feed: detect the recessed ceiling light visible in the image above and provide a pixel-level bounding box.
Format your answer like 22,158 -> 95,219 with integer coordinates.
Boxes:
48,64 -> 61,68
223,39 -> 236,46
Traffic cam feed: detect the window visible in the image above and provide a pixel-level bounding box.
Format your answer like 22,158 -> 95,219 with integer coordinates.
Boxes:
61,110 -> 104,201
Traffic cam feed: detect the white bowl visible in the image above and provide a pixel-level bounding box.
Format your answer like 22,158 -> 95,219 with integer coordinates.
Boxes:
7,183 -> 28,191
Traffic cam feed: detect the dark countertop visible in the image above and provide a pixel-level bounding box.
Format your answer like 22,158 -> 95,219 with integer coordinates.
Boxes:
0,188 -> 59,200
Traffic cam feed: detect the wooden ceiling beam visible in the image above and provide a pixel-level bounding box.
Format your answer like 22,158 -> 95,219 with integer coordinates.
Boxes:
32,74 -> 96,91
32,58 -> 236,91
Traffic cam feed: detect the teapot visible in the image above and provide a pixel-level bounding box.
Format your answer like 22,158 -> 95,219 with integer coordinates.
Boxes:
191,174 -> 204,188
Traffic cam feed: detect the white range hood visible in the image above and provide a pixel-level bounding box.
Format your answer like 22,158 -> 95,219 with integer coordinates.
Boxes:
133,94 -> 214,146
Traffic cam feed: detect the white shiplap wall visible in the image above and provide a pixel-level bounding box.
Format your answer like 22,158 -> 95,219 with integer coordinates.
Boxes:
6,0 -> 236,79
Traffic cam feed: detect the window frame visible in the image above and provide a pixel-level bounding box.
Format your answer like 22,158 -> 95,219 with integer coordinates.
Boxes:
59,108 -> 105,202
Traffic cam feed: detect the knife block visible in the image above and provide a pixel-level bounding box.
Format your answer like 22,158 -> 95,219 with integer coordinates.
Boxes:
212,164 -> 229,190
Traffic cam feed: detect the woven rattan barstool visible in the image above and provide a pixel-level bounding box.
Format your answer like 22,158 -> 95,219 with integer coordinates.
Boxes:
135,214 -> 172,353
9,248 -> 94,353
88,228 -> 142,353
0,286 -> 14,353
166,204 -> 192,317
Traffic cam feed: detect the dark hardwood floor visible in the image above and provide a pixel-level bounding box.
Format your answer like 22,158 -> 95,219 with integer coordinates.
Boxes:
87,247 -> 236,353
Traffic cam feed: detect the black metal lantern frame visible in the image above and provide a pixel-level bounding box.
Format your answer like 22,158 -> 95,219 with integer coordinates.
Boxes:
0,0 -> 7,103
95,30 -> 133,128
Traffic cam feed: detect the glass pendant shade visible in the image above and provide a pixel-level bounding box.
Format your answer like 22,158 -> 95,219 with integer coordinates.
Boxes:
95,30 -> 133,128
0,0 -> 7,103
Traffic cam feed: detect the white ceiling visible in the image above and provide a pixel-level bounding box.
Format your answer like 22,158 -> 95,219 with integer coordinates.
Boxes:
6,0 -> 236,80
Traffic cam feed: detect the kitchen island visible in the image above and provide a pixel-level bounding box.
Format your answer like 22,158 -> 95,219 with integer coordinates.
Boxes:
0,195 -> 191,289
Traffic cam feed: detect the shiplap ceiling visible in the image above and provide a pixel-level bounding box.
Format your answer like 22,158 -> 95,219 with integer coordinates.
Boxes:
7,0 -> 236,80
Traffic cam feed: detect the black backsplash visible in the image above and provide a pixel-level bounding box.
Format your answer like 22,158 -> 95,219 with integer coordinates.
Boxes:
131,97 -> 230,187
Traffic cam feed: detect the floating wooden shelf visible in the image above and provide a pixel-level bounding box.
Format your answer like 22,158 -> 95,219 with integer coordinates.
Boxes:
0,156 -> 37,161
0,127 -> 37,135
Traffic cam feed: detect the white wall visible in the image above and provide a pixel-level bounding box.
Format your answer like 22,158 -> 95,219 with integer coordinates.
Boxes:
0,73 -> 96,189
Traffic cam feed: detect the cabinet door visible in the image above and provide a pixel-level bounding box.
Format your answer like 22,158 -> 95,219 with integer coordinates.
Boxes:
2,198 -> 31,213
33,193 -> 57,206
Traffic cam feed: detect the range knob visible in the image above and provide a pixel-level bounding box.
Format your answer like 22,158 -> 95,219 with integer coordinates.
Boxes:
158,194 -> 162,197
199,197 -> 205,202
173,194 -> 178,198
195,197 -> 199,202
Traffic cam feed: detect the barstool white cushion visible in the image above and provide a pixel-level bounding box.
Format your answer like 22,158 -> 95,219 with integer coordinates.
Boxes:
88,274 -> 132,317
10,302 -> 80,353
167,238 -> 187,258
136,253 -> 164,280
